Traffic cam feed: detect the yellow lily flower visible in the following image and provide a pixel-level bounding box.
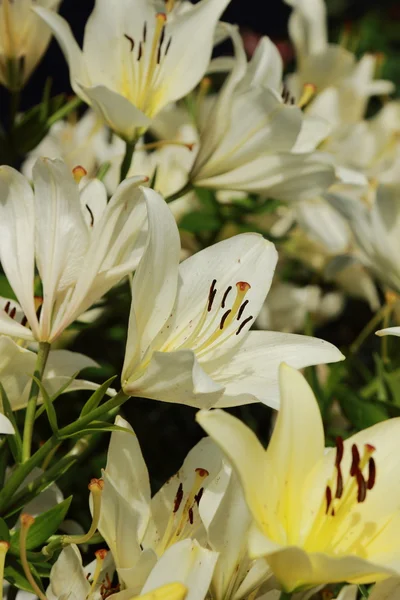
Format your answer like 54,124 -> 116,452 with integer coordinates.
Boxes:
197,363 -> 400,592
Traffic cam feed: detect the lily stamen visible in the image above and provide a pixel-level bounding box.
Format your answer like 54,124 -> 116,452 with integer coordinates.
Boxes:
63,478 -> 104,545
0,541 -> 9,600
297,83 -> 317,108
20,514 -> 48,600
87,549 -> 108,600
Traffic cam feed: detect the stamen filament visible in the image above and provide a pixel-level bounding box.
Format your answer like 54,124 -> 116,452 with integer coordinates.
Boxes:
20,515 -> 48,600
297,83 -> 317,109
0,541 -> 9,600
88,549 -> 107,600
63,479 -> 103,545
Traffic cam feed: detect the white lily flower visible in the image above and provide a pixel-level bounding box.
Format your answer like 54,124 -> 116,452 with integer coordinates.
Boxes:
0,413 -> 14,435
100,415 -> 269,600
122,202 -> 343,408
47,544 -> 114,600
198,363 -> 400,592
22,110 -> 106,180
0,158 -> 171,343
0,0 -> 61,90
0,334 -> 102,411
189,27 -> 335,201
256,282 -> 344,333
35,0 -> 230,141
284,0 -> 394,128
367,578 -> 400,599
327,170 -> 400,295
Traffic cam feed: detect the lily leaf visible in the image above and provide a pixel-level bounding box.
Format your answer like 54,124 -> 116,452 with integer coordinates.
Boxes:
79,376 -> 117,418
9,496 -> 72,553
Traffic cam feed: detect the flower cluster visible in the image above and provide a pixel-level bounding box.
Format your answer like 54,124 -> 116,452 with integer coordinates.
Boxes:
0,0 -> 399,599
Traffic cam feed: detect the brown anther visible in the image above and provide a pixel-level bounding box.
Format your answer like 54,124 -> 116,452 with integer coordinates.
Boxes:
356,470 -> 367,503
124,34 -> 134,52
236,316 -> 253,335
143,21 -> 147,43
237,281 -> 251,292
220,310 -> 231,330
221,286 -> 232,308
207,279 -> 217,312
335,466 -> 343,499
21,514 -> 35,527
4,301 -> 10,314
95,549 -> 108,560
89,478 -> 104,492
72,165 -> 87,183
195,468 -> 209,478
350,444 -> 360,476
367,457 -> 376,490
335,436 -> 344,467
237,300 -> 249,321
9,307 -> 16,319
86,204 -> 95,227
21,316 -> 28,327
138,41 -> 143,61
188,507 -> 194,525
325,485 -> 332,514
194,487 -> 204,506
173,482 -> 184,513
165,37 -> 172,55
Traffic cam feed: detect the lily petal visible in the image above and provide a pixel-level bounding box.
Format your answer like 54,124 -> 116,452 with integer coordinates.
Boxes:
209,331 -> 344,408
0,414 -> 14,435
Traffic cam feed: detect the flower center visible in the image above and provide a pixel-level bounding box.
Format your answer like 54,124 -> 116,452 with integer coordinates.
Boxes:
123,13 -> 172,115
163,280 -> 253,357
156,468 -> 209,555
304,437 -> 377,556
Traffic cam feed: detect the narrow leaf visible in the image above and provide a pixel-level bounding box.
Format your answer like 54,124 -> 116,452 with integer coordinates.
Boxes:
32,376 -> 58,434
10,496 -> 72,553
0,383 -> 22,463
80,376 -> 117,418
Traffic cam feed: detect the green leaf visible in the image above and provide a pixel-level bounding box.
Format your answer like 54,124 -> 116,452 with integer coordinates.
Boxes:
35,370 -> 81,420
337,386 -> 389,430
179,211 -> 221,233
9,496 -> 72,553
0,517 -> 10,543
32,376 -> 58,433
60,421 -> 135,439
4,556 -> 45,593
80,376 -> 117,418
194,188 -> 219,214
0,383 -> 22,463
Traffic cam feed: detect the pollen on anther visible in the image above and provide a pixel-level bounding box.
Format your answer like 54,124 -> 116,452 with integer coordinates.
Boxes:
335,436 -> 344,466
367,457 -> 376,490
356,470 -> 367,503
237,281 -> 251,292
188,507 -> 194,525
350,444 -> 360,476
237,300 -> 249,321
208,279 -> 217,312
173,483 -> 184,513
124,34 -> 135,52
236,316 -> 253,335
195,468 -> 209,478
220,310 -> 231,330
325,485 -> 332,514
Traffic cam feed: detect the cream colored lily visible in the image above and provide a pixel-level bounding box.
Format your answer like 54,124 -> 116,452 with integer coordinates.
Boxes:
35,0 -> 230,141
100,416 -> 269,600
0,334 -> 103,412
198,363 -> 400,592
122,206 -> 343,408
0,158 -> 171,343
189,26 -> 335,201
0,0 -> 61,90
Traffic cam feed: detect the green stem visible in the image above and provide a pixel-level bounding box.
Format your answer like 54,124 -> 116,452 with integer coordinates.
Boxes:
350,304 -> 391,355
0,436 -> 58,514
279,593 -> 292,600
47,96 -> 82,127
21,342 -> 51,463
165,181 -> 193,203
120,140 -> 137,182
57,389 -> 128,438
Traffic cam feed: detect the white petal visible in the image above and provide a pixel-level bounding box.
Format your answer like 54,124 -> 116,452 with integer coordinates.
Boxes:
105,416 -> 151,542
159,0 -> 231,108
0,167 -> 38,337
210,330 -> 344,409
122,188 -> 181,381
32,158 -> 89,340
142,539 -> 218,600
81,85 -> 151,140
241,37 -> 283,92
47,545 -> 89,600
0,414 -> 14,435
156,233 -> 278,362
80,178 -> 108,230
124,348 -> 224,408
369,578 -> 400,600
33,7 -> 88,94
196,409 -> 270,529
376,327 -> 400,337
